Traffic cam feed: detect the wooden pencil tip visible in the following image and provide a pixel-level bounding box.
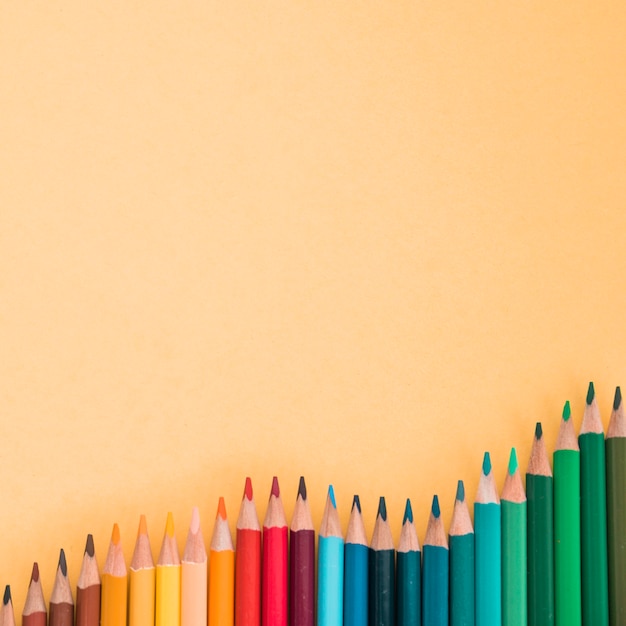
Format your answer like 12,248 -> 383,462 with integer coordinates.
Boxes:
190,506 -> 201,533
586,381 -> 595,405
614,386 -> 622,411
31,562 -> 39,583
352,494 -> 361,513
244,476 -> 253,500
111,523 -> 121,545
431,494 -> 441,518
297,476 -> 307,500
271,476 -> 280,498
563,400 -> 571,421
377,496 -> 387,521
328,484 -> 336,508
165,512 -> 175,538
535,422 -> 543,439
85,534 -> 95,557
456,479 -> 465,502
482,451 -> 492,475
138,514 -> 148,536
3,585 -> 10,606
403,498 -> 413,524
58,548 -> 67,576
508,448 -> 518,475
217,497 -> 227,520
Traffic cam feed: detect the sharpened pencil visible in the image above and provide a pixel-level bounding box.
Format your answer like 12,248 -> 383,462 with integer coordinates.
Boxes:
76,535 -> 101,626
130,515 -> 155,626
50,549 -> 74,626
23,562 -> 47,626
209,498 -> 235,626
397,498 -> 420,626
344,495 -> 368,626
423,495 -> 448,626
156,513 -> 181,626
182,507 -> 207,626
368,497 -> 395,626
2,586 -> 16,626
102,524 -> 128,626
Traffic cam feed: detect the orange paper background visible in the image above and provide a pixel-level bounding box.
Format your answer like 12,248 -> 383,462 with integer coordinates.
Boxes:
2,1 -> 626,612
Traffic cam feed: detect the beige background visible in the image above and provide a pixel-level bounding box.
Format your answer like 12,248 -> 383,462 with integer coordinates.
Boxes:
2,0 -> 626,612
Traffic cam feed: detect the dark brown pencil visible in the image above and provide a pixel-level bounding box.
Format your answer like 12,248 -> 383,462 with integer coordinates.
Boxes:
76,534 -> 101,626
23,562 -> 47,626
50,549 -> 74,626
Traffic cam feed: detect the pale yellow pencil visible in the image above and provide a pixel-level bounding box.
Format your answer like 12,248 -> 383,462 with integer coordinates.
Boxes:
181,507 -> 208,626
156,512 -> 181,626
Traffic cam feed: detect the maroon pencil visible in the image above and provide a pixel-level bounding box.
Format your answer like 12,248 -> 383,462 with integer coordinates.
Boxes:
289,477 -> 315,626
23,563 -> 47,626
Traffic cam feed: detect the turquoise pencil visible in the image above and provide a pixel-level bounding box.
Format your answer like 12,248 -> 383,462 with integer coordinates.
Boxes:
397,498 -> 421,626
422,495 -> 448,626
344,496 -> 368,626
318,485 -> 343,626
475,452 -> 501,626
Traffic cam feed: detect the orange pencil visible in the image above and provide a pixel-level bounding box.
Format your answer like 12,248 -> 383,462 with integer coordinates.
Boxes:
130,515 -> 155,626
22,563 -> 46,626
101,524 -> 128,626
235,478 -> 261,626
76,535 -> 101,626
209,497 -> 235,626
181,507 -> 207,626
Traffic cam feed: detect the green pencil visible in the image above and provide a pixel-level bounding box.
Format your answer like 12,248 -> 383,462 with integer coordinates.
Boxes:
554,400 -> 582,626
526,422 -> 554,626
607,386 -> 626,626
579,382 -> 609,626
501,448 -> 527,626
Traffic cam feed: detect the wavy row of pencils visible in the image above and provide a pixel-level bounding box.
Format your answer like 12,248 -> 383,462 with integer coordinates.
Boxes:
3,381 -> 625,626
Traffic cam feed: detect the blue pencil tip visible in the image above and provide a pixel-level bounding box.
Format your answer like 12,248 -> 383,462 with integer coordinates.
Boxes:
403,498 -> 413,524
328,485 -> 336,508
378,496 -> 387,521
482,451 -> 492,475
431,494 -> 441,518
456,480 -> 465,502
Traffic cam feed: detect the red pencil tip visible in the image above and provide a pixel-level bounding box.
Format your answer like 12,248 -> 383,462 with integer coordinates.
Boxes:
271,476 -> 280,498
31,562 -> 39,583
244,476 -> 253,500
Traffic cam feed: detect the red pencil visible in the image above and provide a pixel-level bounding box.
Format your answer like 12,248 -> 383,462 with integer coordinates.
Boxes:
236,477 -> 261,626
262,476 -> 288,626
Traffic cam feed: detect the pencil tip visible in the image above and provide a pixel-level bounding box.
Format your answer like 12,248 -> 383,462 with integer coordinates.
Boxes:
85,533 -> 95,557
31,562 -> 39,583
535,422 -> 543,439
563,400 -> 571,421
456,479 -> 465,502
165,512 -> 175,537
138,514 -> 148,536
403,498 -> 413,524
328,485 -> 336,508
587,381 -> 595,405
3,586 -> 10,606
482,451 -> 492,475
190,506 -> 201,533
111,523 -> 121,545
352,494 -> 361,513
271,476 -> 280,498
614,386 -> 622,411
59,548 -> 67,576
432,494 -> 441,518
217,497 -> 227,520
377,496 -> 387,521
508,448 -> 518,474
244,477 -> 253,500
298,476 -> 307,500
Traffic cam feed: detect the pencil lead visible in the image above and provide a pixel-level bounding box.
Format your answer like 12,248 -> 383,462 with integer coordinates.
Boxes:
456,479 -> 465,502
85,533 -> 95,557
482,451 -> 492,475
586,381 -> 595,405
217,497 -> 227,520
328,485 -> 336,508
190,506 -> 201,533
403,498 -> 413,524
535,422 -> 543,439
508,448 -> 518,475
352,494 -> 361,513
614,386 -> 622,411
165,512 -> 175,537
59,548 -> 67,576
31,562 -> 40,583
298,476 -> 307,500
244,476 -> 253,500
138,514 -> 148,536
271,476 -> 280,498
377,496 -> 387,521
431,495 -> 441,518
563,400 -> 571,421
3,585 -> 10,605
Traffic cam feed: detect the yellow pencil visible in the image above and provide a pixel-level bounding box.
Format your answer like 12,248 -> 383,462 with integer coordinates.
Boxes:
101,524 -> 128,626
156,512 -> 181,626
208,498 -> 234,626
130,515 -> 155,626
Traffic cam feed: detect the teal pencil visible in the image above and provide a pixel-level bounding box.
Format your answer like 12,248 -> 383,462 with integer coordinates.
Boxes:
368,497 -> 395,626
475,452 -> 501,626
344,496 -> 368,626
396,499 -> 420,626
449,480 -> 474,626
422,495 -> 448,626
318,485 -> 343,626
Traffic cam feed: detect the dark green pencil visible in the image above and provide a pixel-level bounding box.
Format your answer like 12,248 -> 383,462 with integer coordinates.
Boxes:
368,497 -> 395,626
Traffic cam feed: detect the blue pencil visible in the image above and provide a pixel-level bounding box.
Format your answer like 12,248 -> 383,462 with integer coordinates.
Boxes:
318,485 -> 343,626
422,495 -> 449,626
344,496 -> 368,626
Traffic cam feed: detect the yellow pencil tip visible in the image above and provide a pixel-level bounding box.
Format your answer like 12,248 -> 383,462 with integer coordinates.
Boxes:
111,523 -> 121,545
138,514 -> 148,536
165,512 -> 175,537
217,497 -> 227,520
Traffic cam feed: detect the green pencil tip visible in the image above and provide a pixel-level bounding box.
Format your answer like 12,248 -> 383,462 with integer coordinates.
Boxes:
431,495 -> 441,518
456,480 -> 465,502
614,386 -> 622,411
377,496 -> 387,521
403,498 -> 413,524
535,422 -> 543,439
482,451 -> 492,475
586,381 -> 595,405
328,485 -> 336,508
508,448 -> 518,474
563,400 -> 571,421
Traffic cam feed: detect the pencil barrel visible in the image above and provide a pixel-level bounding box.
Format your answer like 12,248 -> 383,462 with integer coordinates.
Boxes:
450,533 -> 474,626
396,549 -> 421,626
344,543 -> 368,626
318,536 -> 344,626
502,500 -> 527,626
422,545 -> 448,626
368,548 -> 395,626
475,502 -> 501,626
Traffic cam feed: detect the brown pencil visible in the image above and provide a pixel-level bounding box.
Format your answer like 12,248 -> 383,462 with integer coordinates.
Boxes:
50,549 -> 74,626
2,586 -> 16,626
23,562 -> 47,626
76,534 -> 101,626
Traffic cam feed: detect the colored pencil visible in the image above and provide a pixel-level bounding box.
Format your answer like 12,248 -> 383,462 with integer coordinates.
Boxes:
607,386 -> 626,626
156,512 -> 181,626
554,400 -> 581,626
181,507 -> 207,626
317,485 -> 344,626
235,477 -> 261,626
449,480 -> 474,626
22,563 -> 46,626
501,448 -> 527,626
289,477 -> 315,626
475,452 -> 501,626
102,524 -> 128,626
76,535 -> 101,626
526,423 -> 554,626
209,497 -> 235,626
344,495 -> 368,626
579,382 -> 609,626
368,496 -> 395,626
2,586 -> 16,626
130,515 -> 155,626
50,549 -> 74,626
422,495 -> 448,626
397,498 -> 420,626
262,477 -> 288,626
